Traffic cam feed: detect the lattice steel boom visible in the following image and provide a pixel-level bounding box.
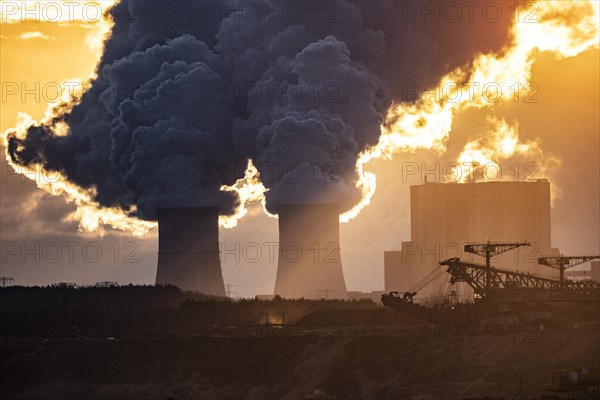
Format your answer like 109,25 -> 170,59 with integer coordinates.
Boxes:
538,255 -> 600,287
440,257 -> 600,302
464,241 -> 531,289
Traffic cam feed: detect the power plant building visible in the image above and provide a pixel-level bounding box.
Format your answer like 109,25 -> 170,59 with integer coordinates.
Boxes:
274,203 -> 348,299
385,181 -> 560,298
155,207 -> 226,296
565,261 -> 600,282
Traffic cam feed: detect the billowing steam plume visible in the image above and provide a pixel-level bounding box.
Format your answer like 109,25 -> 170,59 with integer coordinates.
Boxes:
7,1 -> 593,233
345,0 -> 599,221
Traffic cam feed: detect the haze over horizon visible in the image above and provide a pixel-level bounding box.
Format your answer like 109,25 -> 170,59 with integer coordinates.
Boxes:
1,0 -> 598,297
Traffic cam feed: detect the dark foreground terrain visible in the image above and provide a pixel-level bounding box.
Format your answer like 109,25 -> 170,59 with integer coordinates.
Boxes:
1,286 -> 598,399
2,322 -> 599,399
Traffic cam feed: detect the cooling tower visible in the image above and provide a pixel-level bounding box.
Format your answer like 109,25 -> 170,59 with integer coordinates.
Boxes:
274,204 -> 348,299
155,207 -> 226,296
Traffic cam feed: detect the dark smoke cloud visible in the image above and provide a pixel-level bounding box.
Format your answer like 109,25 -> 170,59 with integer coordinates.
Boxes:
7,0 -> 513,219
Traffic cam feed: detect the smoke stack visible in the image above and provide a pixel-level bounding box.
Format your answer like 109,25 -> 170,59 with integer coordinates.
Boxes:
155,207 -> 225,296
274,204 -> 347,299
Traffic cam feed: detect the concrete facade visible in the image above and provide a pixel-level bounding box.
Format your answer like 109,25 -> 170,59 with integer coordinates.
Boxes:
385,181 -> 559,299
566,261 -> 600,282
274,204 -> 347,299
155,207 -> 226,296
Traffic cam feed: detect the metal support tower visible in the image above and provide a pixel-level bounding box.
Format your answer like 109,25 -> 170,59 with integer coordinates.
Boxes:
0,277 -> 15,287
538,255 -> 600,288
464,241 -> 530,289
225,284 -> 238,298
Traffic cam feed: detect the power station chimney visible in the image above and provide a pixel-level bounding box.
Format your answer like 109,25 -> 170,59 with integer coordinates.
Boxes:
155,207 -> 226,296
274,204 -> 348,299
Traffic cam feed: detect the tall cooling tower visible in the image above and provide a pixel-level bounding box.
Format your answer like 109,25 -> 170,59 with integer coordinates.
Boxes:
155,207 -> 226,296
274,204 -> 348,299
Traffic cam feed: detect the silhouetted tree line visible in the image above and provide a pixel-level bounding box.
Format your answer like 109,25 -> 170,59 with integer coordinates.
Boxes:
0,284 -> 214,312
180,296 -> 378,325
0,286 -> 378,338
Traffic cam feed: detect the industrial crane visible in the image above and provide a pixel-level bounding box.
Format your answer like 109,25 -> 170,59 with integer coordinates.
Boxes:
464,241 -> 531,289
538,255 -> 600,288
440,257 -> 600,304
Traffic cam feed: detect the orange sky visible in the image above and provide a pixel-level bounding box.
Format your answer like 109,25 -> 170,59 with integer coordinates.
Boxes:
1,21 -> 103,130
1,6 -> 598,295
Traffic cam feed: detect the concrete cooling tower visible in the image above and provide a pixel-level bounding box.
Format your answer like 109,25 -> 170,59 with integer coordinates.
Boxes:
274,204 -> 348,299
155,207 -> 226,296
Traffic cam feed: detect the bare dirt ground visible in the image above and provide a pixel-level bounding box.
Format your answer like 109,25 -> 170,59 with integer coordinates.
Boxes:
1,321 -> 598,400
